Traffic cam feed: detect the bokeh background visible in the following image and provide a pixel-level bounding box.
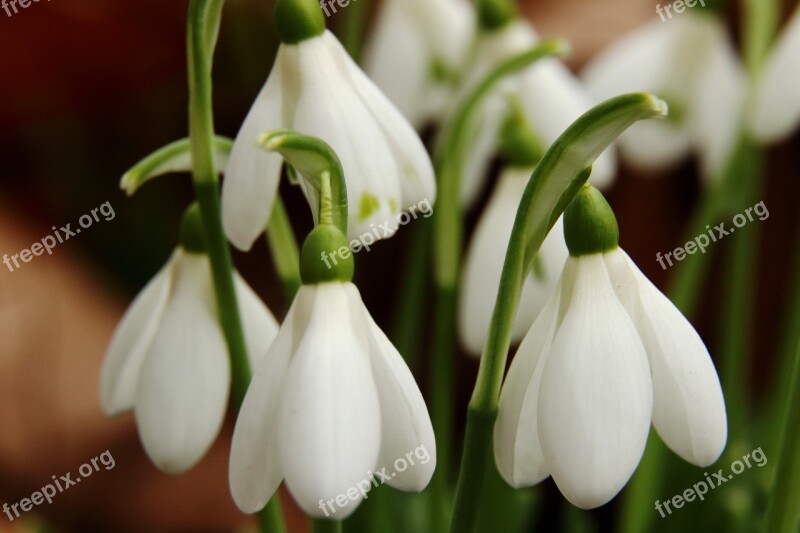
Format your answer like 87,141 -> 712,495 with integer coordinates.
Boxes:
0,0 -> 798,531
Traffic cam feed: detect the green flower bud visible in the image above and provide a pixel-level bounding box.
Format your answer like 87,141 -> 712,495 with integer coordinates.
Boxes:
563,184 -> 620,256
498,97 -> 544,168
275,0 -> 326,45
300,224 -> 354,284
477,0 -> 517,31
179,202 -> 207,254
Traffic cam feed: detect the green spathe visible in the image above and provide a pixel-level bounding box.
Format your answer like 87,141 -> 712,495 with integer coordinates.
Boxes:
275,0 -> 326,44
301,225 -> 354,284
563,184 -> 620,256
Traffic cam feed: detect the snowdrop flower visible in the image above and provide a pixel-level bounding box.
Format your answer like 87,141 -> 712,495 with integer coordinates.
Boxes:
457,17 -> 617,208
494,184 -> 726,508
751,5 -> 800,143
229,223 -> 435,518
364,0 -> 475,128
581,12 -> 745,181
221,0 -> 435,250
100,206 -> 279,474
459,165 -> 568,355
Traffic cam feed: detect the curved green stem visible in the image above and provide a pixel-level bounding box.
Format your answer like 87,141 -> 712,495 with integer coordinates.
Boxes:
187,2 -> 285,532
428,42 -> 567,531
450,94 -> 667,532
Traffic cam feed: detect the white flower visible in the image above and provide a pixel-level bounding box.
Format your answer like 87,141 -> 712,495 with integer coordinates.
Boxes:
229,282 -> 435,518
751,5 -> 800,143
100,248 -> 279,474
222,30 -> 436,250
581,13 -> 745,181
458,167 -> 568,354
494,247 -> 726,508
364,0 -> 475,128
458,20 -> 617,207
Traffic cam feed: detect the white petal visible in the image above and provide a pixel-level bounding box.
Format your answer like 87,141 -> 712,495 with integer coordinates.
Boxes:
134,252 -> 230,474
100,252 -> 173,415
332,31 -> 437,212
494,283 -> 560,488
751,6 -> 800,143
221,46 -> 288,251
277,283 -> 381,519
519,59 -> 617,189
351,283 -> 435,491
458,169 -> 567,354
229,285 -> 316,513
458,94 -> 507,208
690,20 -> 745,182
234,273 -> 280,370
604,249 -> 727,466
363,0 -> 431,128
581,18 -> 695,172
291,34 -> 398,240
538,255 -> 652,509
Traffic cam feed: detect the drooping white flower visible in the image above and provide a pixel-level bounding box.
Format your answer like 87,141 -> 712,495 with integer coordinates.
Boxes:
457,19 -> 617,207
459,167 -> 568,354
100,248 -> 279,474
581,13 -> 745,181
222,29 -> 436,250
364,0 -> 475,128
229,282 -> 435,518
751,5 -> 800,143
494,186 -> 726,508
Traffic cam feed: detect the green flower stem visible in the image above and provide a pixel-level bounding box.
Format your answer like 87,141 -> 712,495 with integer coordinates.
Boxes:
742,0 -> 779,82
428,42 -> 567,531
392,221 -> 432,367
450,94 -> 667,533
342,0 -> 368,60
266,196 -> 302,303
763,338 -> 800,533
188,0 -> 250,405
312,519 -> 342,533
187,1 -> 285,532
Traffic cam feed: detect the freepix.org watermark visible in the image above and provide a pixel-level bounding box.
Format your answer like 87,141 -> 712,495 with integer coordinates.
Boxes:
2,200 -> 115,273
656,200 -> 768,271
656,0 -> 706,22
1,0 -> 51,18
320,198 -> 433,269
319,0 -> 358,18
3,450 -> 116,522
654,447 -> 767,518
317,445 -> 432,517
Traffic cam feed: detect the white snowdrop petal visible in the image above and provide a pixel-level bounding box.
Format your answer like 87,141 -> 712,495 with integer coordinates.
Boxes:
519,60 -> 617,189
604,250 -> 727,466
234,273 -> 280,370
751,6 -> 800,143
353,283 -> 435,491
494,285 -> 560,487
229,285 -> 316,513
100,252 -> 173,415
538,255 -> 652,509
364,0 -> 431,128
134,253 -> 230,474
581,18 -> 693,172
336,32 -> 437,210
292,33 -> 402,241
221,46 -> 288,251
458,169 -> 567,354
277,283 -> 381,519
690,21 -> 745,182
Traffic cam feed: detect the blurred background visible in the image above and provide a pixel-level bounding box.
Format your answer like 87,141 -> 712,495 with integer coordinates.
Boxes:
0,0 -> 797,531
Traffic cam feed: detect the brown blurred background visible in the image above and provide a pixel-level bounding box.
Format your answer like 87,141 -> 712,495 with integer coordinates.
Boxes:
0,0 -> 797,531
